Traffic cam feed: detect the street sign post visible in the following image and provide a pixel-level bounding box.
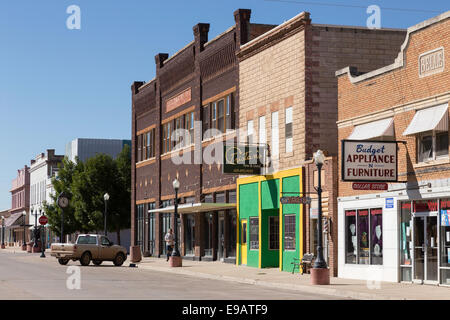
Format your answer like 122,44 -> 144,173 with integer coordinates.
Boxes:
39,216 -> 48,225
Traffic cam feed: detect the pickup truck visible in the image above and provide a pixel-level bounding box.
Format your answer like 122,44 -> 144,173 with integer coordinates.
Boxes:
50,234 -> 127,266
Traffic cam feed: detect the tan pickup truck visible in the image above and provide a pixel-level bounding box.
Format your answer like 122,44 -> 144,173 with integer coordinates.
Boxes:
50,234 -> 127,266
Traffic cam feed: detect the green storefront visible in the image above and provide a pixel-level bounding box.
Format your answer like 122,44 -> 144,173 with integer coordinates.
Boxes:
236,167 -> 304,272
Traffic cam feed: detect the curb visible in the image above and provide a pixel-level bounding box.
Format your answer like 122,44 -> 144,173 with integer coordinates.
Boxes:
136,263 -> 400,300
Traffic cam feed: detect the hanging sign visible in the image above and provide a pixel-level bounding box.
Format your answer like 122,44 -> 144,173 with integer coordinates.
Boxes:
223,144 -> 265,175
342,140 -> 398,182
280,196 -> 311,205
352,182 -> 388,190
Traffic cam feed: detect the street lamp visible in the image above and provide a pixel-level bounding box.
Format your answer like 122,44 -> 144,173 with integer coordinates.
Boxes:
171,179 -> 181,261
104,193 -> 110,236
313,149 -> 327,269
33,209 -> 38,248
22,212 -> 27,249
1,216 -> 5,249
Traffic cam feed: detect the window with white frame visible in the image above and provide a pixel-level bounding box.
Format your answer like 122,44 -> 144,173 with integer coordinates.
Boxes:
247,120 -> 254,144
271,111 -> 279,159
249,217 -> 259,250
285,107 -> 293,153
269,216 -> 279,250
417,131 -> 448,163
259,116 -> 266,145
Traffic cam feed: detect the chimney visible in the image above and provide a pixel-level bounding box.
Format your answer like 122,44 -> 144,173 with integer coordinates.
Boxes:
234,9 -> 252,46
193,23 -> 210,52
131,81 -> 144,95
155,53 -> 169,69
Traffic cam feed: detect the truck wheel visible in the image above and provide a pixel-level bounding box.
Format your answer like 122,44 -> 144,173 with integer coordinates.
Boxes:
58,258 -> 69,265
113,253 -> 125,266
93,260 -> 102,266
80,252 -> 91,266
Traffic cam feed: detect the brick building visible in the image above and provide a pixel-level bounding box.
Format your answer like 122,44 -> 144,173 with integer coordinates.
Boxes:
130,9 -> 275,263
235,11 -> 406,275
8,165 -> 30,247
336,11 -> 449,285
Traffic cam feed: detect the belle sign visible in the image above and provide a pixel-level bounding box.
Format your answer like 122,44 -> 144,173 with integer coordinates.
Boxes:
341,140 -> 398,182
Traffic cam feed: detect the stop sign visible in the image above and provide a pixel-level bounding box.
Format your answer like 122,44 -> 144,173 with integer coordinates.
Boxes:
39,216 -> 48,225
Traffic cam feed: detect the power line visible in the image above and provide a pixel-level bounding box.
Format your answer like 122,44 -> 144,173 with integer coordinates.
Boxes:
263,0 -> 442,14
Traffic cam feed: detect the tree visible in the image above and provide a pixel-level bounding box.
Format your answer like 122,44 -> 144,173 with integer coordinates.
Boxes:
43,157 -> 83,239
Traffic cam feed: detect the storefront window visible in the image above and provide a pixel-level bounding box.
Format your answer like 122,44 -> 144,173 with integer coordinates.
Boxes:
400,201 -> 412,281
345,210 -> 357,264
228,210 -> 237,257
358,209 -> 370,264
371,208 -> 383,265
185,215 -> 195,256
345,208 -> 382,265
203,213 -> 213,257
440,199 -> 450,285
249,217 -> 259,250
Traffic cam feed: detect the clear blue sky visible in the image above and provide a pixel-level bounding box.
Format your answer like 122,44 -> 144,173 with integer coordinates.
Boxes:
0,0 -> 448,210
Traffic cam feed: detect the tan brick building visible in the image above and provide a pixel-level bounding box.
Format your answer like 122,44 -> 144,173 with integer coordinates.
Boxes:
236,11 -> 406,276
336,11 -> 449,285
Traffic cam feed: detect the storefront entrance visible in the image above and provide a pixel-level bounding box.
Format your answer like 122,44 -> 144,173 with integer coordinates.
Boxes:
240,219 -> 247,265
413,214 -> 438,284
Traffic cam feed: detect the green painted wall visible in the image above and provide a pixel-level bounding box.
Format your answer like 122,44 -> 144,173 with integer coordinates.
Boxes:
238,182 -> 259,267
281,175 -> 301,273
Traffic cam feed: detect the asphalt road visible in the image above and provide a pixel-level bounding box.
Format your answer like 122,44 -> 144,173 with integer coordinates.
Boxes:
0,250 -> 342,300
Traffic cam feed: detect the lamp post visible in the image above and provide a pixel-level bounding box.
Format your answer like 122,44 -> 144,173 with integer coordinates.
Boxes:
1,216 -> 5,249
57,192 -> 69,243
171,178 -> 182,267
104,193 -> 110,236
22,212 -> 27,249
40,221 -> 45,258
311,149 -> 330,285
33,210 -> 38,248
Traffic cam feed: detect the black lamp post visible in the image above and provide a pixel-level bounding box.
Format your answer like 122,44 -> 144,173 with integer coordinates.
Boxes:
22,213 -> 27,248
313,149 -> 328,269
57,192 -> 69,243
33,210 -> 38,248
1,216 -> 5,249
104,193 -> 110,236
171,179 -> 181,257
40,222 -> 45,258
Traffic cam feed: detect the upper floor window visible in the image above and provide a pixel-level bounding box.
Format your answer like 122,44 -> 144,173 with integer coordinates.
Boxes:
285,107 -> 293,153
247,120 -> 254,144
137,128 -> 156,161
202,93 -> 234,139
162,111 -> 195,154
417,131 -> 448,163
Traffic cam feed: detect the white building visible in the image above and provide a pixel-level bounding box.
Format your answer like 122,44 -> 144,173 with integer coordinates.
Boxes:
29,150 -> 64,246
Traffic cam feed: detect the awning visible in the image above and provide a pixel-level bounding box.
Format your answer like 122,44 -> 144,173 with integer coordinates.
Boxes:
348,118 -> 394,140
4,214 -> 24,228
403,104 -> 448,135
148,202 -> 236,214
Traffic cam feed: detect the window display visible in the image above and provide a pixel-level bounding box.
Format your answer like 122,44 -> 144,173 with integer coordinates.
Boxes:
249,217 -> 259,250
371,208 -> 383,265
345,210 -> 356,264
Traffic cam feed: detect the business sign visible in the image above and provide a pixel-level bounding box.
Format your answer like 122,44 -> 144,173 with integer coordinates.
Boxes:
280,196 -> 311,205
341,140 -> 398,182
223,144 -> 265,175
419,47 -> 444,78
352,182 -> 388,191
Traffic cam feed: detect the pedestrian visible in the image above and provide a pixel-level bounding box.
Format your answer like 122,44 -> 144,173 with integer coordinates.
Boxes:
164,228 -> 174,261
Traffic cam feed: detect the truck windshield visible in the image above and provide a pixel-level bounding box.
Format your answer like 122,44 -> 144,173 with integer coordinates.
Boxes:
77,236 -> 97,245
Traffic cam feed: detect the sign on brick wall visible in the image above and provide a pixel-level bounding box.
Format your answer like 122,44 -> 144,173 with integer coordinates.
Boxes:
341,140 -> 398,182
419,47 -> 445,78
166,88 -> 191,113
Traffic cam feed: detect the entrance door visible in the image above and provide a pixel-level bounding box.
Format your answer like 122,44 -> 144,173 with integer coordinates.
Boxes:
218,217 -> 225,261
240,220 -> 247,265
413,215 -> 438,284
185,215 -> 195,256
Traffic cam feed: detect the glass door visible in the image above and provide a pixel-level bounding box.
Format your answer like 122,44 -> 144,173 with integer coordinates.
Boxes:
185,215 -> 195,256
413,215 -> 438,284
218,216 -> 225,261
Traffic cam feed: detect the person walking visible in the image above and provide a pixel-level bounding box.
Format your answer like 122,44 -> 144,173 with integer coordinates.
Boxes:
164,228 -> 174,261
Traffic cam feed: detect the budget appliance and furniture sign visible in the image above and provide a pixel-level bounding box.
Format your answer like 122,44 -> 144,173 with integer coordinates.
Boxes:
342,140 -> 398,182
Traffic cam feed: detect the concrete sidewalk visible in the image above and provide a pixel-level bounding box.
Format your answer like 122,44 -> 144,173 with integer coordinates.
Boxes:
135,257 -> 450,300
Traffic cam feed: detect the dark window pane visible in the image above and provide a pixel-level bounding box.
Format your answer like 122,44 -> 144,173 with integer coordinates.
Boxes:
436,132 -> 448,157
285,122 -> 293,139
370,208 -> 383,265
358,209 -> 369,264
419,135 -> 433,162
249,217 -> 259,250
269,216 -> 279,250
345,210 -> 357,264
284,215 -> 296,250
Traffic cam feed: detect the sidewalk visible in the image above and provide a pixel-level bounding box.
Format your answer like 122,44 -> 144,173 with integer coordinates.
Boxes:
136,257 -> 450,300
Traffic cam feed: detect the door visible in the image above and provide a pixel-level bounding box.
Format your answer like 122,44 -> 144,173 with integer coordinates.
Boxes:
218,217 -> 225,261
413,215 -> 438,284
240,219 -> 247,265
185,215 -> 195,256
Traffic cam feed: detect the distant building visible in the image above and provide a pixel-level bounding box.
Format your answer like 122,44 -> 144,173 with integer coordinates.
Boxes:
65,138 -> 131,163
29,149 -> 64,248
8,165 -> 30,246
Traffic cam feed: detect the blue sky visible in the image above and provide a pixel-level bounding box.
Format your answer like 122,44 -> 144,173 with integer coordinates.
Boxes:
0,0 -> 448,210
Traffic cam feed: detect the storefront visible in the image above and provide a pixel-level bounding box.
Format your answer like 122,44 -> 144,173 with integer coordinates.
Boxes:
236,167 -> 304,272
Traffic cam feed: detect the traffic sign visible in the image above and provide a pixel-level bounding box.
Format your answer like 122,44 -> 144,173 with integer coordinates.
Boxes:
39,216 -> 48,225
352,182 -> 388,191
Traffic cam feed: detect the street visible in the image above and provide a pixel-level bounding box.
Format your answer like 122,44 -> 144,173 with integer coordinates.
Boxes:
0,250 -> 342,300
